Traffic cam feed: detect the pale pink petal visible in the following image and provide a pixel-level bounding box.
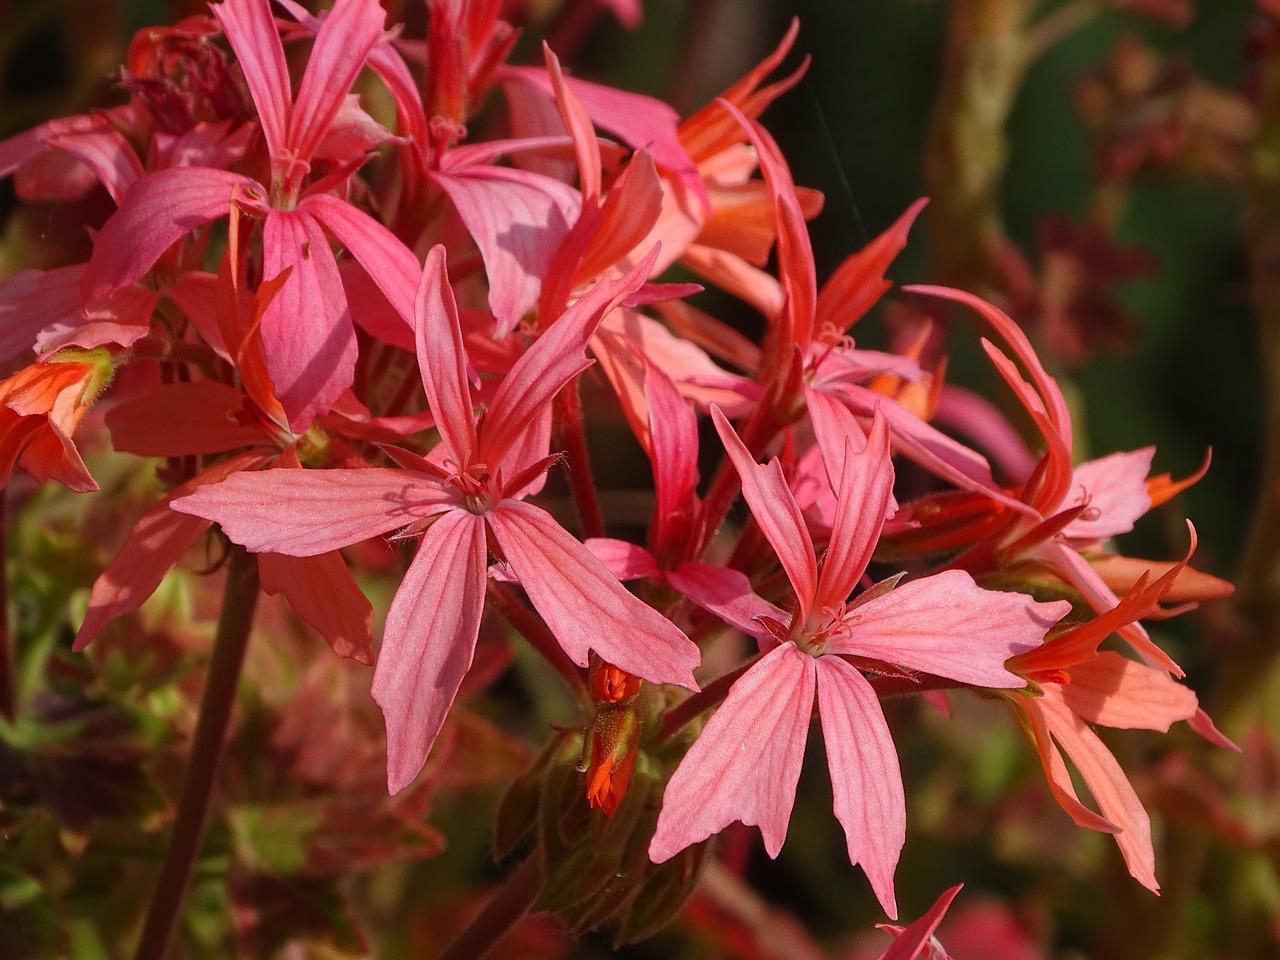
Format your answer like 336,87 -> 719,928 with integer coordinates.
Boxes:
213,0 -> 291,158
664,561 -> 785,647
480,251 -> 656,469
74,453 -> 268,650
0,266 -> 85,364
814,412 -> 893,610
171,467 -> 454,556
486,499 -> 699,689
649,643 -> 814,862
712,405 -> 817,618
82,167 -> 261,303
829,571 -> 1069,687
816,655 -> 905,918
372,509 -> 487,792
414,245 -> 478,463
1039,686 -> 1158,891
875,884 -> 962,960
583,538 -> 660,580
259,550 -> 373,664
1061,448 -> 1155,540
432,166 -> 579,335
288,0 -> 386,162
105,380 -> 267,456
1060,651 -> 1197,731
261,209 -> 356,429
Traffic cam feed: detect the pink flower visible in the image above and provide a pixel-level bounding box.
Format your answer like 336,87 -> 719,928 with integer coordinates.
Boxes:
649,409 -> 1069,917
174,249 -> 700,792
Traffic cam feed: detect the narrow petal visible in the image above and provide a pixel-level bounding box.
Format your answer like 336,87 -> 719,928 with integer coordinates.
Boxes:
259,550 -> 374,665
645,360 -> 699,555
82,167 -> 260,304
543,43 -> 600,200
1060,651 -> 1197,731
816,656 -> 905,918
105,380 -> 268,456
74,453 -> 268,649
486,499 -> 700,689
171,467 -> 453,556
432,166 -> 579,335
649,643 -> 815,862
583,538 -> 660,580
1039,686 -> 1159,892
414,245 -> 478,463
875,884 -> 963,960
712,405 -> 817,618
817,198 -> 927,335
371,510 -> 487,793
42,127 -> 143,206
665,561 -> 786,647
0,265 -> 85,365
288,0 -> 386,162
261,209 -> 356,429
815,411 -> 893,611
213,0 -> 291,158
480,251 -> 657,469
831,571 -> 1069,687
1015,696 -> 1121,835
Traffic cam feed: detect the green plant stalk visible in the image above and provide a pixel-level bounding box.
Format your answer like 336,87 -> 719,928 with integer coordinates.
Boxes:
132,543 -> 260,960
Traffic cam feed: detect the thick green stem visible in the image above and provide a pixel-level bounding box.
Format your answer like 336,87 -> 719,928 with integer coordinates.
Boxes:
438,853 -> 544,960
132,544 -> 259,960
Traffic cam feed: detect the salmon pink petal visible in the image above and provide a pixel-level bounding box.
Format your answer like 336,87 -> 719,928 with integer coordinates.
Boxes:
486,499 -> 700,690
74,453 -> 268,650
1039,686 -> 1158,892
543,44 -> 600,201
0,265 -> 84,364
259,550 -> 374,664
646,361 -> 699,554
432,166 -> 579,336
305,193 -> 420,329
816,655 -> 905,918
830,571 -> 1069,687
415,245 -> 478,463
372,510 -> 487,793
712,405 -> 817,617
815,412 -> 893,610
212,0 -> 290,158
288,0 -> 386,163
82,167 -> 261,304
1061,448 -> 1155,540
1016,697 -> 1120,835
261,209 -> 356,429
171,467 -> 453,556
664,561 -> 785,647
649,643 -> 814,862
1060,651 -> 1197,731
106,380 -> 269,456
583,538 -> 660,581
480,251 -> 657,469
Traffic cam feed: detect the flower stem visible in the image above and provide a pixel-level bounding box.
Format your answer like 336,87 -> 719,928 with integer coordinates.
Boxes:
438,852 -> 544,960
132,544 -> 259,960
654,659 -> 755,746
487,581 -> 590,705
554,384 -> 605,541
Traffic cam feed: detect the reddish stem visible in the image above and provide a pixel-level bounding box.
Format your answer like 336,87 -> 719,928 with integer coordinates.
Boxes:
486,581 -> 590,704
0,493 -> 12,723
554,383 -> 605,541
132,545 -> 259,960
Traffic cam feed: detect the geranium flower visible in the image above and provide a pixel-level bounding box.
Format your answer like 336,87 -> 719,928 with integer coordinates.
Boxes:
175,249 -> 700,792
649,408 -> 1069,917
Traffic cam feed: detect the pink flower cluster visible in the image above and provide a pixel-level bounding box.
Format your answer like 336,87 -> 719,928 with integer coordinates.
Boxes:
0,0 -> 1233,926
